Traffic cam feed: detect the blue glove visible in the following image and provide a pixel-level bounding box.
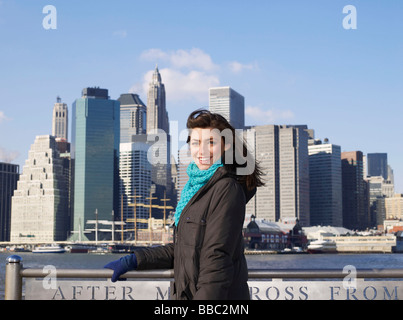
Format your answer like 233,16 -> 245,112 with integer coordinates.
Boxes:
104,254 -> 138,282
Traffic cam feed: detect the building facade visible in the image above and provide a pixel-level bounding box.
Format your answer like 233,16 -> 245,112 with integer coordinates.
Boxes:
248,125 -> 279,222
52,96 -> 68,140
246,124 -> 310,226
308,141 -> 343,227
385,194 -> 403,220
0,162 -> 19,241
10,135 -> 68,242
119,142 -> 152,239
118,93 -> 147,142
367,176 -> 394,227
145,67 -> 174,209
147,66 -> 169,135
70,87 -> 120,241
367,153 -> 388,180
341,151 -> 370,230
209,86 -> 244,129
279,126 -> 310,226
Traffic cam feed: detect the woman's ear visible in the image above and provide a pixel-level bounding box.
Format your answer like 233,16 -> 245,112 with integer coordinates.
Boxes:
224,143 -> 231,152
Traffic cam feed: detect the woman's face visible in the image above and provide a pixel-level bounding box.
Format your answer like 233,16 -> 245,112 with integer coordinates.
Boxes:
189,127 -> 229,170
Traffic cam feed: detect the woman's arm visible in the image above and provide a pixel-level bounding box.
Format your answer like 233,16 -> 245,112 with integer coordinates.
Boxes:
104,243 -> 174,282
134,242 -> 174,270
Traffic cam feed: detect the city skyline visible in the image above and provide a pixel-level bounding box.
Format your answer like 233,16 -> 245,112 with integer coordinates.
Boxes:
0,1 -> 402,193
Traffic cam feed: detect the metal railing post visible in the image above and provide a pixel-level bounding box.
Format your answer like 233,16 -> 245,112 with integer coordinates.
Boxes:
5,255 -> 23,300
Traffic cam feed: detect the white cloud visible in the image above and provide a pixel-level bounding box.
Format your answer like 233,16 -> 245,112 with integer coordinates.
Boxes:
0,111 -> 9,123
135,48 -> 258,104
227,61 -> 258,74
0,147 -> 19,163
140,48 -> 219,72
140,48 -> 169,62
132,68 -> 219,103
245,105 -> 295,124
170,48 -> 218,71
112,30 -> 127,38
135,48 -> 221,102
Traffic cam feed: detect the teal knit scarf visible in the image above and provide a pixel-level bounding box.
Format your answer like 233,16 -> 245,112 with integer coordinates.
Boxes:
174,160 -> 223,226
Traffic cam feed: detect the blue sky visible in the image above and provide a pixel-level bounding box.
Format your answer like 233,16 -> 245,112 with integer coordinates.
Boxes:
0,0 -> 402,193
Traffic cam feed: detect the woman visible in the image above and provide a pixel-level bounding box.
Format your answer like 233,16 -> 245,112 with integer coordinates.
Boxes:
104,109 -> 264,300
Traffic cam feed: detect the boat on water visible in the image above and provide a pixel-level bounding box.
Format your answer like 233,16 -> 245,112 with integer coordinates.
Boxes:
32,244 -> 66,253
65,244 -> 97,253
307,239 -> 337,254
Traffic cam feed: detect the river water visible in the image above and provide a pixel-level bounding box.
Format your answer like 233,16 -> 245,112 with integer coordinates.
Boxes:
2,251 -> 403,300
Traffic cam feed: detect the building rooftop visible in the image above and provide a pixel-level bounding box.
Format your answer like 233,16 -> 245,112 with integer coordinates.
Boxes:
118,93 -> 146,106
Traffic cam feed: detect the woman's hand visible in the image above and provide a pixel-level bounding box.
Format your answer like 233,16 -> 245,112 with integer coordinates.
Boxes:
104,254 -> 137,282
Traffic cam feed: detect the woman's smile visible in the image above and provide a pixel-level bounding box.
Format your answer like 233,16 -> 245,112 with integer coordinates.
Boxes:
198,156 -> 213,165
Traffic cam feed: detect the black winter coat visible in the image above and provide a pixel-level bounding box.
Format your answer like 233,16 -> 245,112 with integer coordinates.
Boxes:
133,166 -> 254,300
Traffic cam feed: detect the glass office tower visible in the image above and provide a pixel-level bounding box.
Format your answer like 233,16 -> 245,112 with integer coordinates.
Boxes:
0,162 -> 19,241
71,88 -> 120,241
367,153 -> 388,180
309,141 -> 343,227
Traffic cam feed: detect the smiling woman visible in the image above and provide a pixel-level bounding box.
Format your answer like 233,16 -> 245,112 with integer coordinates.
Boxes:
104,109 -> 264,300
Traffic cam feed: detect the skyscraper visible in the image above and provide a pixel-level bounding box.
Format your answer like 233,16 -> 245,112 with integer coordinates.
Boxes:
10,135 -> 68,242
367,153 -> 388,180
118,93 -> 147,142
70,87 -> 120,241
52,96 -> 68,140
309,141 -> 343,227
247,125 -> 279,222
145,66 -> 174,208
279,125 -> 310,226
147,65 -> 169,135
0,162 -> 19,241
209,87 -> 245,129
366,153 -> 394,227
246,124 -> 310,226
119,142 -> 151,238
341,151 -> 369,230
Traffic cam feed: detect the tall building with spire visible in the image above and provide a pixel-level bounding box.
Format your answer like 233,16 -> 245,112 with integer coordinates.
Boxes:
147,65 -> 169,134
145,66 -> 175,216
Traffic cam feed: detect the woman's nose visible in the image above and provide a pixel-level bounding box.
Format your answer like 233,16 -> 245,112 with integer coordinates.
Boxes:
199,142 -> 210,155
